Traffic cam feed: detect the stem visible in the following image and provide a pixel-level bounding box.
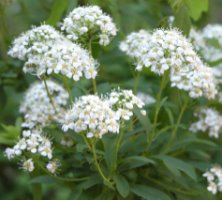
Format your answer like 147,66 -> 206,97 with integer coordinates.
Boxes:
62,76 -> 73,103
32,183 -> 42,200
133,71 -> 140,93
147,73 -> 168,147
81,134 -> 111,185
112,123 -> 124,172
91,141 -> 110,184
92,78 -> 97,94
43,78 -> 57,113
163,97 -> 189,153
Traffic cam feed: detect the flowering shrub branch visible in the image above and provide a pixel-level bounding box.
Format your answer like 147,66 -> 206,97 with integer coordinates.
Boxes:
4,3 -> 222,200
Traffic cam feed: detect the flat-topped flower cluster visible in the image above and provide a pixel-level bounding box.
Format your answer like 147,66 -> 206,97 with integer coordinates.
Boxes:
62,95 -> 120,138
62,89 -> 146,138
61,5 -> 117,46
8,25 -> 98,80
120,29 -> 217,99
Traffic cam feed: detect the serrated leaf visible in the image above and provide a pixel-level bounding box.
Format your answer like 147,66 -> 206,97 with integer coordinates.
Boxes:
131,184 -> 171,200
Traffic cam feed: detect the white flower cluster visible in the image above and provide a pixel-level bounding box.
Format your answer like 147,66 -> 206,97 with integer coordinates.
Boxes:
62,95 -> 120,138
137,92 -> 156,105
5,130 -> 53,160
8,25 -> 62,68
190,24 -> 222,63
20,80 -> 69,129
119,30 -> 151,60
190,108 -> 222,138
203,165 -> 222,194
61,5 -> 117,46
5,130 -> 55,173
42,40 -> 98,81
106,89 -> 146,120
8,25 -> 98,81
120,29 -> 217,99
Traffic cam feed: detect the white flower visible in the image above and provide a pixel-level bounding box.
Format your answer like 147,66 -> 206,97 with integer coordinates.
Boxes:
20,80 -> 69,129
105,89 -> 146,120
46,160 -> 59,174
62,95 -> 120,138
119,29 -> 151,62
61,5 -> 117,46
190,24 -> 222,63
5,148 -> 15,160
120,28 -> 217,99
190,108 -> 222,138
22,159 -> 34,172
137,92 -> 156,105
208,182 -> 217,194
203,165 -> 222,195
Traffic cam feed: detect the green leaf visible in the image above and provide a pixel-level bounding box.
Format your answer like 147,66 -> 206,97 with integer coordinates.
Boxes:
173,5 -> 191,36
102,135 -> 116,172
131,184 -> 171,200
156,155 -> 197,181
79,174 -> 102,190
114,174 -> 130,198
185,0 -> 208,21
68,187 -> 82,200
30,176 -> 56,184
164,107 -> 174,125
46,0 -> 68,26
0,123 -> 21,145
119,156 -> 155,171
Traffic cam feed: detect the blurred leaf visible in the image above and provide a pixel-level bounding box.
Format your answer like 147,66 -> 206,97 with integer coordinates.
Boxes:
173,5 -> 191,35
46,0 -> 68,25
164,107 -> 174,125
30,176 -> 56,184
156,155 -> 197,181
0,123 -> 21,145
185,0 -> 208,21
79,174 -> 102,190
68,187 -> 82,200
114,174 -> 129,198
102,135 -> 116,172
119,156 -> 155,171
131,184 -> 171,200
